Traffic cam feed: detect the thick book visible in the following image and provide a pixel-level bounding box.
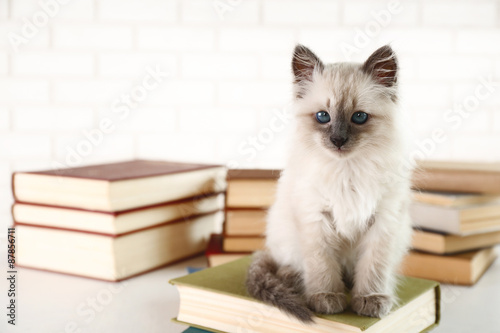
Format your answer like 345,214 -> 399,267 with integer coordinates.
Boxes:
12,160 -> 227,212
412,160 -> 500,194
225,208 -> 267,236
401,247 -> 497,285
171,257 -> 440,333
222,235 -> 265,252
12,193 -> 224,235
205,234 -> 248,267
15,211 -> 223,281
413,191 -> 499,207
226,169 -> 280,208
412,229 -> 500,254
410,201 -> 500,235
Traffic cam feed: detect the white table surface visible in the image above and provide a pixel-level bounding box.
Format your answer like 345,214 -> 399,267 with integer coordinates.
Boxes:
1,237 -> 499,333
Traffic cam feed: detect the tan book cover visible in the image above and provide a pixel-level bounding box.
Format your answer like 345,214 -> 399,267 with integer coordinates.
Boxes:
412,160 -> 500,194
222,235 -> 265,252
413,191 -> 499,207
401,247 -> 497,285
225,208 -> 267,236
226,169 -> 279,208
412,229 -> 500,254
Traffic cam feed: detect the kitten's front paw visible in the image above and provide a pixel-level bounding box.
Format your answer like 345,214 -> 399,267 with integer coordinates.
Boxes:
307,292 -> 347,314
351,294 -> 393,318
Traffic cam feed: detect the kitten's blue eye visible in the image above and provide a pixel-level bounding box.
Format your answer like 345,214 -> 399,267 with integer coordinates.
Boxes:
351,112 -> 368,124
315,111 -> 331,124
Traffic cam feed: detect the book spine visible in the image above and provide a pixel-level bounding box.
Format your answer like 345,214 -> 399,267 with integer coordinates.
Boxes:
412,168 -> 500,194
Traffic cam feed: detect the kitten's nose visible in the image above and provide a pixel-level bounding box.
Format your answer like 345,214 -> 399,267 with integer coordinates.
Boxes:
330,136 -> 348,148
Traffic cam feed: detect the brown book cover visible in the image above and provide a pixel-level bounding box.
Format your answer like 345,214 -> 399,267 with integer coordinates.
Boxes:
412,160 -> 500,194
12,159 -> 226,212
227,169 -> 281,180
22,159 -> 221,181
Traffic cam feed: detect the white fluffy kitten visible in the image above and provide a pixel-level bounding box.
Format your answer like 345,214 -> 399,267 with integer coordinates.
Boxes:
246,44 -> 413,322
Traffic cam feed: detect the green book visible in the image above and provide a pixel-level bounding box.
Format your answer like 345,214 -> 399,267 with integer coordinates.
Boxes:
171,257 -> 440,333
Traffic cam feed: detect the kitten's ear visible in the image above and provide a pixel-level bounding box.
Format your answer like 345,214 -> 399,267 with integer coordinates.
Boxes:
292,44 -> 324,84
362,45 -> 398,87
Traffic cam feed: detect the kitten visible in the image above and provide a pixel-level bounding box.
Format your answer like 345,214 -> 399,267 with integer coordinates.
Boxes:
246,44 -> 413,323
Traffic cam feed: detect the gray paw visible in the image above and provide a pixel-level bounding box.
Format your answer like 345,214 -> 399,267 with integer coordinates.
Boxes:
307,292 -> 347,314
351,294 -> 393,318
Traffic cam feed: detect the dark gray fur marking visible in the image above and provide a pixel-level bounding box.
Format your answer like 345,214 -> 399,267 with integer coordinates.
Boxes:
246,251 -> 314,323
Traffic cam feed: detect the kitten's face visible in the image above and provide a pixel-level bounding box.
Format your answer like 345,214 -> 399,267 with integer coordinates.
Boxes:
292,45 -> 399,159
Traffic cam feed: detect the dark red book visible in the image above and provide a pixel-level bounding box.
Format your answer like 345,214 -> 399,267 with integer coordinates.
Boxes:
12,159 -> 227,212
205,233 -> 249,267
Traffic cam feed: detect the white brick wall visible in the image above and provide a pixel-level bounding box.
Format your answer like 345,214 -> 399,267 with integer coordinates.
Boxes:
98,0 -> 177,22
1,0 -> 500,231
263,1 -> 341,25
12,53 -> 95,76
181,0 -> 260,24
137,27 -> 215,51
11,0 -> 95,21
0,55 -> 7,76
53,25 -> 134,50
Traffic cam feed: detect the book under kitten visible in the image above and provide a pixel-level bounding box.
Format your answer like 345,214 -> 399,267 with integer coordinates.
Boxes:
246,44 -> 413,323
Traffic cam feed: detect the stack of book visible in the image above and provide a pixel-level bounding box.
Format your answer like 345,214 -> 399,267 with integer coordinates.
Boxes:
12,160 -> 227,281
403,160 -> 500,285
207,162 -> 500,287
206,169 -> 279,267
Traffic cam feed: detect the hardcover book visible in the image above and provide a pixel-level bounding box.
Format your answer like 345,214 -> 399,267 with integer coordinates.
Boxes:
12,193 -> 224,235
15,211 -> 223,281
410,201 -> 500,235
412,160 -> 500,194
171,257 -> 440,333
225,208 -> 267,236
412,229 -> 500,254
413,191 -> 499,207
12,159 -> 227,212
205,234 -> 248,267
400,247 -> 497,285
222,235 -> 265,252
226,169 -> 280,208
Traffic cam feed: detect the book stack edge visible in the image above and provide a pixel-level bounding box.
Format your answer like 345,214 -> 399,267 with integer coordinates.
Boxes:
12,159 -> 227,281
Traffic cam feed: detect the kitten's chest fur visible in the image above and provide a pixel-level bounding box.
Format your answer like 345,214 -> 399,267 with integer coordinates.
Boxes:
313,161 -> 383,239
